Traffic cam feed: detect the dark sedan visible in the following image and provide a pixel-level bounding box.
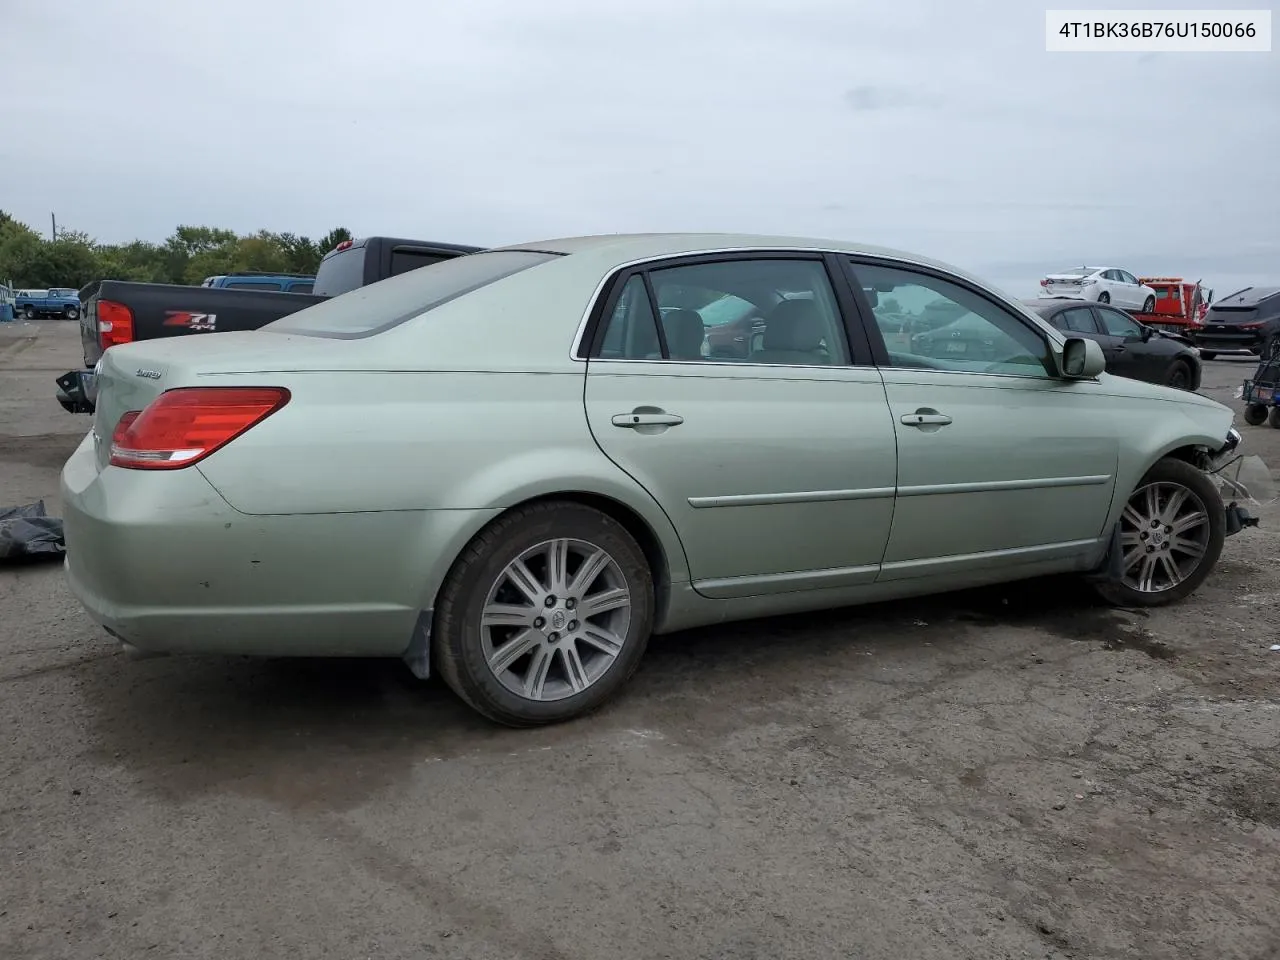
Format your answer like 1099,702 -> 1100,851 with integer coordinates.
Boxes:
1190,286 -> 1280,360
1022,298 -> 1202,390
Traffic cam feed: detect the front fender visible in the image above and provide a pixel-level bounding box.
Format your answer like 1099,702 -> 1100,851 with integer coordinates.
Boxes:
1101,401 -> 1233,532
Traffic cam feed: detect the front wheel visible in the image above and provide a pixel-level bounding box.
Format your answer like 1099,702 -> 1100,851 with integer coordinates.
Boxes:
1093,457 -> 1225,608
23,305 -> 35,320
1244,404 -> 1269,426
1097,291 -> 1111,304
1142,296 -> 1155,313
1163,360 -> 1192,390
434,501 -> 655,726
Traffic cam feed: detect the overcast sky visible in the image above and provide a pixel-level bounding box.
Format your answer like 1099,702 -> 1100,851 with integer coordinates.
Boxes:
3,0 -> 1277,294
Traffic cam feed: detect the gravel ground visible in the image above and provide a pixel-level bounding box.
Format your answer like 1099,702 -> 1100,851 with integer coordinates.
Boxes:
2,318 -> 1278,960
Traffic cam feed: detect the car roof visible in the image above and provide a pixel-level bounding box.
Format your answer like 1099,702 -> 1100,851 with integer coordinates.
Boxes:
493,232 -> 990,282
1022,297 -> 1087,314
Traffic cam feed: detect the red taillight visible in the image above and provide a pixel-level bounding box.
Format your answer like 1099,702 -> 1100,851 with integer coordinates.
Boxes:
109,387 -> 290,470
1238,322 -> 1263,329
1039,278 -> 1050,286
335,239 -> 353,252
98,300 -> 134,350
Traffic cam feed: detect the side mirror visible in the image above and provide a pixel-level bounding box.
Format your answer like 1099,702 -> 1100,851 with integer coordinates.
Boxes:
1061,337 -> 1106,378
1140,326 -> 1153,342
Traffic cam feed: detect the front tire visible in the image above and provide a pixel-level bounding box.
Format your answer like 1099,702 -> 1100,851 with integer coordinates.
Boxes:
434,501 -> 654,727
1093,457 -> 1224,608
1142,296 -> 1155,313
1244,404 -> 1269,426
23,305 -> 35,320
1163,360 -> 1192,390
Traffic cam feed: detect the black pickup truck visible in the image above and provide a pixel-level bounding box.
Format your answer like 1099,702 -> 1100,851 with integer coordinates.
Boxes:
56,236 -> 482,413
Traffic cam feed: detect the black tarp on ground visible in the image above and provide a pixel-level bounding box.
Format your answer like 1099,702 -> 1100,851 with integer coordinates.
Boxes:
0,500 -> 66,562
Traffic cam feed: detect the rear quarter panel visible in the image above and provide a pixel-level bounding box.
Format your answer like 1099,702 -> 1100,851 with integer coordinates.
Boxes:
192,368 -> 694,592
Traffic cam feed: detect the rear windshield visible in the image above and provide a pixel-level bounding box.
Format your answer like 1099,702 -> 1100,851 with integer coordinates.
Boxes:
264,250 -> 560,339
1213,286 -> 1280,308
312,245 -> 368,298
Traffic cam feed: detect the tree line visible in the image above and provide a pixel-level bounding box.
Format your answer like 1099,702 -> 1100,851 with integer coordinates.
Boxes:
0,210 -> 353,290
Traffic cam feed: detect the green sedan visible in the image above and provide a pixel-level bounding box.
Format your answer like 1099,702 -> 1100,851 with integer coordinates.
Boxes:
60,233 -> 1250,726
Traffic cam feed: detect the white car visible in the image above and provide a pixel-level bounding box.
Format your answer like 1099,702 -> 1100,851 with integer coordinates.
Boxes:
1040,267 -> 1157,312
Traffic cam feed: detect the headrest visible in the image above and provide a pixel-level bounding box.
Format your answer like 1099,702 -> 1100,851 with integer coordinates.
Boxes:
662,308 -> 705,359
763,299 -> 824,351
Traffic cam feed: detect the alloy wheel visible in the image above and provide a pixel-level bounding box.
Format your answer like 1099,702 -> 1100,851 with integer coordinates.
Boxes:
1119,482 -> 1210,593
480,538 -> 631,701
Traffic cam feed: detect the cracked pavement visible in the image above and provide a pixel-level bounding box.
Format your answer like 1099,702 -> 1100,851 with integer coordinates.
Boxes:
2,319 -> 1278,959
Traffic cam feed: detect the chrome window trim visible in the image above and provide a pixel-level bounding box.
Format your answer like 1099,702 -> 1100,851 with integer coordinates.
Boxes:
566,245 -> 1066,371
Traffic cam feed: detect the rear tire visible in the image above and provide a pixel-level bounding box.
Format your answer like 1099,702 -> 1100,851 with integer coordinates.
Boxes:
433,501 -> 654,727
1269,407 -> 1280,429
1097,292 -> 1111,305
1199,351 -> 1217,361
1092,457 -> 1224,608
64,305 -> 79,321
1244,404 -> 1269,426
1142,296 -> 1155,313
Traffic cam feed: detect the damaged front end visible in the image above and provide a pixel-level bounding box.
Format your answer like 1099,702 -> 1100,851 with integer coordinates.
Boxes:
1088,428 -> 1264,585
1206,428 -> 1266,535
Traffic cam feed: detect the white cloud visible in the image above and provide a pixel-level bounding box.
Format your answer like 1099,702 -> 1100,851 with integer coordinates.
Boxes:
1,0 -> 1276,295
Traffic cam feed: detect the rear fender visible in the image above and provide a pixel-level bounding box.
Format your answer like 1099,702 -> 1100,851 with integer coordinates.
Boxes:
407,449 -> 693,613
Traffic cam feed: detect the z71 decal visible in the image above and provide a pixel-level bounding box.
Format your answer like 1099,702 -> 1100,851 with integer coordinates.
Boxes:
163,311 -> 217,332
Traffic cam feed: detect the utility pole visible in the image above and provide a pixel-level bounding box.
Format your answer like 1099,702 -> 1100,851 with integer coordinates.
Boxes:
50,213 -> 56,242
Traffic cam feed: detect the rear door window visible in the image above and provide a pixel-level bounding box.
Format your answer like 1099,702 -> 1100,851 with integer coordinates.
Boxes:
312,246 -> 368,297
1056,306 -> 1098,333
389,249 -> 450,277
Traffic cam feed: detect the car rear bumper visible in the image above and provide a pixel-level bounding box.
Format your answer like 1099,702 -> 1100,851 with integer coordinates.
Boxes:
1192,332 -> 1262,352
59,432 -> 494,658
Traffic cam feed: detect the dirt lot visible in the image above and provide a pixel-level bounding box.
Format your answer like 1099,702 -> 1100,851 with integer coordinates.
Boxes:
2,318 -> 1278,960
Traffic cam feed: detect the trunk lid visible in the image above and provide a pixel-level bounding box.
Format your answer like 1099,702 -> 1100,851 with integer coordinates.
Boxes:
1203,307 -> 1259,327
91,347 -> 172,471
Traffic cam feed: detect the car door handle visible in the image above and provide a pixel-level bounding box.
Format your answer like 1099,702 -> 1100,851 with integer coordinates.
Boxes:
612,411 -> 685,428
901,412 -> 953,427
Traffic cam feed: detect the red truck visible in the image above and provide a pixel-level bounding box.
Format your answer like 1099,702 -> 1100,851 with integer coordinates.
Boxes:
1125,277 -> 1212,334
